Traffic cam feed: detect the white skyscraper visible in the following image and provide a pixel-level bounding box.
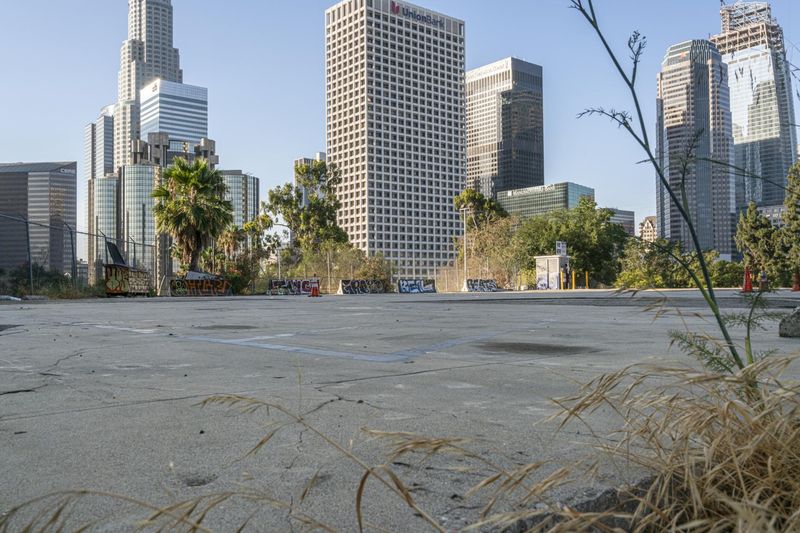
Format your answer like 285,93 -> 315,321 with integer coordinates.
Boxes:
114,0 -> 183,169
140,80 -> 208,145
325,0 -> 466,278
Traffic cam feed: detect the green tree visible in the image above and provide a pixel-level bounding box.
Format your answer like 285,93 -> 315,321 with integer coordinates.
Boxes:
512,197 -> 628,285
735,201 -> 779,279
617,238 -> 681,288
356,252 -> 394,288
217,225 -> 247,262
453,188 -> 507,229
618,240 -> 744,289
152,158 -> 233,272
266,160 -> 348,250
780,163 -> 800,288
460,216 -> 520,288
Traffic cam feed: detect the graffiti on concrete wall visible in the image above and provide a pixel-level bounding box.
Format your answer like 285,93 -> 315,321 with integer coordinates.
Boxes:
170,278 -> 232,297
466,279 -> 498,292
397,279 -> 437,294
105,265 -> 150,296
338,280 -> 386,294
269,279 -> 320,296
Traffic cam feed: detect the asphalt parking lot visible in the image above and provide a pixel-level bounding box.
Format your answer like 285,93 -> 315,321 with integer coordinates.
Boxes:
1,290 -> 797,531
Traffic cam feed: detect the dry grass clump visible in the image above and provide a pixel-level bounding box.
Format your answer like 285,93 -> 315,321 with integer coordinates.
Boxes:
540,356 -> 800,532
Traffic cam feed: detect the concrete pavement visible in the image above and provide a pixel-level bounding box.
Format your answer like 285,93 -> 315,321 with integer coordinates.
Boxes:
1,290 -> 797,531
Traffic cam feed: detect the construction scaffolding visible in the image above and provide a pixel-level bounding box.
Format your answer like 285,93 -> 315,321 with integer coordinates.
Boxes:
714,1 -> 783,54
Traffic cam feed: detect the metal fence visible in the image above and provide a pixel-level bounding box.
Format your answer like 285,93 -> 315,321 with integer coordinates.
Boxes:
0,211 -> 156,296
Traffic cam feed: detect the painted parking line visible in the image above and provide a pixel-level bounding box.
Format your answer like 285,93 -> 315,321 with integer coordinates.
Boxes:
86,323 -> 508,364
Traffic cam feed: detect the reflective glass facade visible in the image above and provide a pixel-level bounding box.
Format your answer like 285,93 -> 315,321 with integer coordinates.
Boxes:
496,182 -> 594,220
120,164 -> 160,273
656,40 -> 735,256
466,57 -> 544,197
0,162 -> 77,273
220,171 -> 260,229
88,175 -> 119,283
711,2 -> 796,209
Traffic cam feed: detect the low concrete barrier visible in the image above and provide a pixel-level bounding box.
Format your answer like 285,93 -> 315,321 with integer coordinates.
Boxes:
169,277 -> 232,297
338,280 -> 386,294
397,279 -> 437,294
269,279 -> 320,296
466,279 -> 498,292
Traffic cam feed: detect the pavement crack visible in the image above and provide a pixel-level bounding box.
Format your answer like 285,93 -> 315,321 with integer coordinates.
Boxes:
0,384 -> 47,396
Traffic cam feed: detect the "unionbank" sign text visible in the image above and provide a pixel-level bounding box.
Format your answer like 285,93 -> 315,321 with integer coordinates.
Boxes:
390,1 -> 445,29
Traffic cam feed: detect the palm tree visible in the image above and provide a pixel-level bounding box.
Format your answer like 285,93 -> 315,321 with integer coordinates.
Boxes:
217,225 -> 247,261
152,158 -> 233,272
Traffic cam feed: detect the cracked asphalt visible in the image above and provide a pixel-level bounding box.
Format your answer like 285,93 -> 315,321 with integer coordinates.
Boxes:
1,290 -> 798,531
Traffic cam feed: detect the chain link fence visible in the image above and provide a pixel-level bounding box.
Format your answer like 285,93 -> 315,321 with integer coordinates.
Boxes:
0,212 -> 156,297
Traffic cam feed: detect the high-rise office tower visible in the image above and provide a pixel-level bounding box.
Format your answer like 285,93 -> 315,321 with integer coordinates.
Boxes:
85,105 -> 115,182
0,162 -> 77,274
88,175 -> 119,283
220,170 -> 260,228
119,164 -> 161,272
656,40 -> 735,257
114,0 -> 183,169
325,0 -> 466,278
711,1 -> 797,209
85,105 -> 116,283
466,57 -> 544,197
140,80 -> 208,146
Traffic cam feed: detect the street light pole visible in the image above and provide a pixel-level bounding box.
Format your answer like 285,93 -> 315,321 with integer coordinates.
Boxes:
460,207 -> 469,292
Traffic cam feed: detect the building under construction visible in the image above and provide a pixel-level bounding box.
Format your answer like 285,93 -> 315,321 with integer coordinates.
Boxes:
711,1 -> 797,209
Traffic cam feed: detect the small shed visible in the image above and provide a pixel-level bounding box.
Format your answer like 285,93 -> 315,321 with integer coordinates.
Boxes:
534,255 -> 570,290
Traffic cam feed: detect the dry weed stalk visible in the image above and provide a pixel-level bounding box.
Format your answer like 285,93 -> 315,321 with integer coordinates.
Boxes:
545,357 -> 800,532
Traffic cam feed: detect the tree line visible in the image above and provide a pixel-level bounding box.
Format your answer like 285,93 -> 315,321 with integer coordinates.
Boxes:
150,159 -> 799,294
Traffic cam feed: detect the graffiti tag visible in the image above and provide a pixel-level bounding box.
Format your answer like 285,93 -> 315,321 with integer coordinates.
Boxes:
397,279 -> 437,294
105,265 -> 150,296
338,280 -> 386,295
269,279 -> 320,296
169,278 -> 232,297
466,279 -> 498,292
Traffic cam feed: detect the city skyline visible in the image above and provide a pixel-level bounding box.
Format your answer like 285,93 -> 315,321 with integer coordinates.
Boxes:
1,1 -> 799,237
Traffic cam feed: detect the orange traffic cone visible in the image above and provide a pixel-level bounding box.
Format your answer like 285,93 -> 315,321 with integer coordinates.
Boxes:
742,266 -> 753,293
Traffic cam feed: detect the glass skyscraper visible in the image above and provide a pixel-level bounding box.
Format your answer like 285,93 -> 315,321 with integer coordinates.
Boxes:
89,175 -> 119,283
0,162 -> 77,274
711,1 -> 797,209
120,164 -> 160,273
220,170 -> 260,229
85,105 -> 116,283
466,57 -> 544,197
656,40 -> 735,257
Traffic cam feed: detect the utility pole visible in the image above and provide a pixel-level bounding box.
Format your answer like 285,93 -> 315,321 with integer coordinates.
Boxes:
460,207 -> 469,291
65,222 -> 77,289
24,215 -> 33,295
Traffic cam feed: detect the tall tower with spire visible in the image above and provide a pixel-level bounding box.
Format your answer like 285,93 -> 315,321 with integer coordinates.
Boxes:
114,0 -> 183,169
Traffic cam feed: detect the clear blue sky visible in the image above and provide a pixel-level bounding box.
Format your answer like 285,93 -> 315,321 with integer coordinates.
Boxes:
1,0 -> 798,234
